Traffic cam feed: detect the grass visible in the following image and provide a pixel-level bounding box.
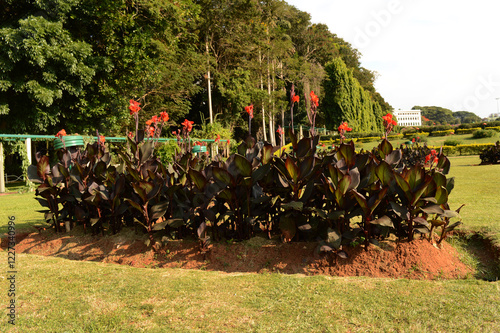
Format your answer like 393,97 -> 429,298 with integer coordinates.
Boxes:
357,132 -> 498,151
0,252 -> 499,333
1,155 -> 500,332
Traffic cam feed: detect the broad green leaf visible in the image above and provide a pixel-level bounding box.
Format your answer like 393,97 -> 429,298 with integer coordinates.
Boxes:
434,186 -> 448,205
188,169 -> 207,191
234,154 -> 252,177
433,172 -> 447,188
379,139 -> 393,157
213,167 -> 234,186
375,161 -> 393,186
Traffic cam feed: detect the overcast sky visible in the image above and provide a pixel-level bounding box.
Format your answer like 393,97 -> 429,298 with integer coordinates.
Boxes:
285,0 -> 500,118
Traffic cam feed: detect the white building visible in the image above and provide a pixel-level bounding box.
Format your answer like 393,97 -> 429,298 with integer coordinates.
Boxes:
393,110 -> 422,127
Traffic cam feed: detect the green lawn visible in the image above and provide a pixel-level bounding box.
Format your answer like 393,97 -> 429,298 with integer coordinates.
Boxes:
357,132 -> 498,151
1,156 -> 499,332
0,252 -> 499,333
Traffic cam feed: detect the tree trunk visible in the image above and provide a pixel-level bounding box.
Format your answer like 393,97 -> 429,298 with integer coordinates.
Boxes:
206,39 -> 213,124
259,49 -> 267,142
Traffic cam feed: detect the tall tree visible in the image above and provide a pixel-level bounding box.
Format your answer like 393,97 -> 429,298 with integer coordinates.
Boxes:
322,58 -> 383,132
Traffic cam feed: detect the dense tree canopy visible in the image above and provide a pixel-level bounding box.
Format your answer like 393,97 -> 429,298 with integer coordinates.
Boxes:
453,111 -> 482,124
412,106 -> 458,125
1,0 -> 391,137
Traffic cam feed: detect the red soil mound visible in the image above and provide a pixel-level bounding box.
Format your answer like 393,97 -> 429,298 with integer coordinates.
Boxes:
6,231 -> 474,279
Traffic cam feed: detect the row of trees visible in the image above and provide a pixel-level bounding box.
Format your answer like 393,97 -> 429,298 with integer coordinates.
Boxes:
1,0 -> 392,141
412,106 -> 482,125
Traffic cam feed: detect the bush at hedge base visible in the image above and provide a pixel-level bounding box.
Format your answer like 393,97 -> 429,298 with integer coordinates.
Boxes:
472,129 -> 496,139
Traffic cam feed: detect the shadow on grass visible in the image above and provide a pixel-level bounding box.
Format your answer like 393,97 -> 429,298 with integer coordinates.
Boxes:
448,233 -> 500,281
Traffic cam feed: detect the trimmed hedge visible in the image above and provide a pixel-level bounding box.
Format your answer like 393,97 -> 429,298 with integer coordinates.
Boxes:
428,143 -> 496,156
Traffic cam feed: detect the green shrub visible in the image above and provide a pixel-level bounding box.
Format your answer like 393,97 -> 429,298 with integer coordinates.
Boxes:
472,129 -> 496,139
479,141 -> 500,164
430,129 -> 455,136
443,139 -> 461,146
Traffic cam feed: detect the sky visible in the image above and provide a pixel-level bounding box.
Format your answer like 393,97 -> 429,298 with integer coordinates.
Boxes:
285,0 -> 500,118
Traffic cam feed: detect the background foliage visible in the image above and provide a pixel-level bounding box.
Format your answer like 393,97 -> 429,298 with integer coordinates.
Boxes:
1,0 -> 390,140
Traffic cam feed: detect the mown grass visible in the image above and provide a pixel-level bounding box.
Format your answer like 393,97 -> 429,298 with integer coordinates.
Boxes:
0,252 -> 499,333
357,132 -> 498,151
1,155 -> 499,332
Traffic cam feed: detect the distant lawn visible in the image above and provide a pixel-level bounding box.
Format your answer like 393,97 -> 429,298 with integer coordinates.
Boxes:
447,155 -> 500,246
356,132 -> 498,151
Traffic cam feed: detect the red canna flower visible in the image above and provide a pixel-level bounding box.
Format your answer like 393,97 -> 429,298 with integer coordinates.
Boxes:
391,119 -> 397,126
433,156 -> 439,164
148,126 -> 155,137
310,91 -> 319,107
291,94 -> 300,104
276,126 -> 284,136
431,149 -> 437,155
128,131 -> 134,139
55,129 -> 67,138
245,105 -> 254,119
338,122 -> 352,133
227,139 -> 230,145
146,119 -> 153,126
215,134 -> 220,143
182,119 -> 194,132
99,135 -> 105,143
129,99 -> 141,115
382,113 -> 393,123
195,141 -> 202,146
160,111 -> 169,123
425,154 -> 431,164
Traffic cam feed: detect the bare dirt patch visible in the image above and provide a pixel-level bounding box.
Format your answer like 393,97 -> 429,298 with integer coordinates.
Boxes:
3,230 -> 475,279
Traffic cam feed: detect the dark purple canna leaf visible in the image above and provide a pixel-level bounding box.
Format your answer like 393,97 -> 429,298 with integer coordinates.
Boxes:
371,215 -> 394,227
285,157 -> 299,184
37,155 -> 50,181
261,144 -> 273,165
296,137 -> 312,158
150,201 -> 169,220
299,156 -> 314,180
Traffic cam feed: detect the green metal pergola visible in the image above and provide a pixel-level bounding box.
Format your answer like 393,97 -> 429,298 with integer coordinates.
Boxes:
0,134 -> 218,193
